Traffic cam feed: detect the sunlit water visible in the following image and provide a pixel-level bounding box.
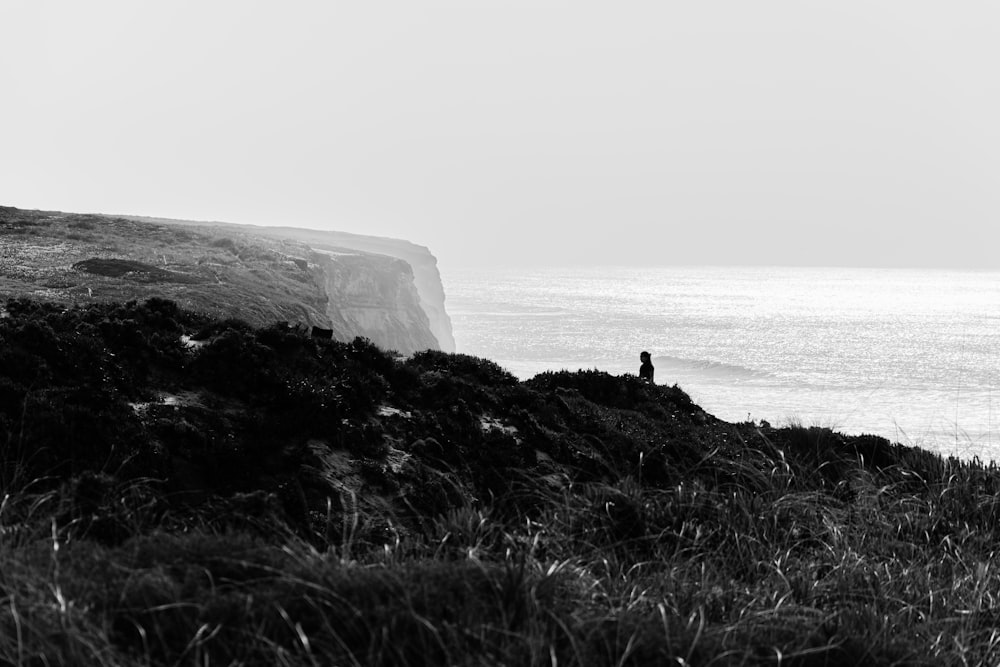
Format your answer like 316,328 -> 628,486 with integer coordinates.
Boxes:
441,266 -> 1000,461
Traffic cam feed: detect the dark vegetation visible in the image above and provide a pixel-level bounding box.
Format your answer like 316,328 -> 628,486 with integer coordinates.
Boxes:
72,258 -> 205,284
2,298 -> 999,665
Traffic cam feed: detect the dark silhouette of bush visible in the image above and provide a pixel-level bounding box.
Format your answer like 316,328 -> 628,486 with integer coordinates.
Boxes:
526,369 -> 698,416
407,350 -> 518,388
190,326 -> 278,395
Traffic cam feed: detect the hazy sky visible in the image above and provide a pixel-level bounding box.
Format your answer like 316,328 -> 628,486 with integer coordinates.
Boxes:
3,2 -> 998,269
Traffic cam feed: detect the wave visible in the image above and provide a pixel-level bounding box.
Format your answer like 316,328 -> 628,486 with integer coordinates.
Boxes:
652,355 -> 773,383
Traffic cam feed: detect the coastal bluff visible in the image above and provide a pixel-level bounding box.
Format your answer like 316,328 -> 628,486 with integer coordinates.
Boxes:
0,297 -> 992,664
0,300 -> 1000,667
0,205 -> 452,354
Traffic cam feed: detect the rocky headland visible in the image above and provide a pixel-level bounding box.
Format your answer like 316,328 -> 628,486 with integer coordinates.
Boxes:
0,205 -> 451,354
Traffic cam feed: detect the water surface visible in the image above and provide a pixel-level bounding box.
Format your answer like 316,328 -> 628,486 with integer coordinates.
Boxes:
442,266 -> 1000,460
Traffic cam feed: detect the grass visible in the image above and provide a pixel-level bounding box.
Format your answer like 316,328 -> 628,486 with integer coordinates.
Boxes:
7,457 -> 999,665
2,298 -> 1000,664
0,205 -> 432,351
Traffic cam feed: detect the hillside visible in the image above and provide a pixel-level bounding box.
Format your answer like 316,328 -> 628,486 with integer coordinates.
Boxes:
0,205 -> 444,353
1,298 -> 997,665
122,213 -> 456,352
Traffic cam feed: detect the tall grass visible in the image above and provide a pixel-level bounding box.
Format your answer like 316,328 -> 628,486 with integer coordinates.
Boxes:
5,431 -> 1000,665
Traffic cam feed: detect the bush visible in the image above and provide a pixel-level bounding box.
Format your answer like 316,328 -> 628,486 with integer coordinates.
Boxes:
407,350 -> 518,388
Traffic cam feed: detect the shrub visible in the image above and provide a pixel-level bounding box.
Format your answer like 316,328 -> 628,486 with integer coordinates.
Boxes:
407,350 -> 518,388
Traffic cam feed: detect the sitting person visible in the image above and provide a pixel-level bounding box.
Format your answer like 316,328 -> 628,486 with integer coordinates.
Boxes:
639,351 -> 654,383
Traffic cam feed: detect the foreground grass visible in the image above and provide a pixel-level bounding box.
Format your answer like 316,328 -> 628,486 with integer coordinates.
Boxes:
2,299 -> 1000,665
5,437 -> 1000,665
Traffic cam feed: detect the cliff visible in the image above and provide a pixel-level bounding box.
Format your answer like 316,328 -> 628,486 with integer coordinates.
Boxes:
311,248 -> 439,353
120,214 -> 456,352
231,225 -> 456,352
0,206 -> 449,354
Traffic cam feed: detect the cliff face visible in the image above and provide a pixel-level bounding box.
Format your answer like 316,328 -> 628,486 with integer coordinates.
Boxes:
312,249 -> 439,354
0,206 -> 447,354
301,230 -> 456,353
192,224 -> 457,352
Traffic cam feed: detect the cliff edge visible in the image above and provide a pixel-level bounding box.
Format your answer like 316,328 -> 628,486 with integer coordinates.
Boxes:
0,206 -> 449,354
121,215 -> 456,352
310,248 -> 439,353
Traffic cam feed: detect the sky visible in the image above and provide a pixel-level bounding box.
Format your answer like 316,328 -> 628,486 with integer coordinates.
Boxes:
2,1 -> 999,269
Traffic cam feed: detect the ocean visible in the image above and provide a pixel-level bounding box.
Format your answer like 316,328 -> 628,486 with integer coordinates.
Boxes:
440,266 -> 1000,461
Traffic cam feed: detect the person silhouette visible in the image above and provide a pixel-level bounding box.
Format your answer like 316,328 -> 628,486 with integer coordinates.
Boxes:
639,351 -> 654,383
